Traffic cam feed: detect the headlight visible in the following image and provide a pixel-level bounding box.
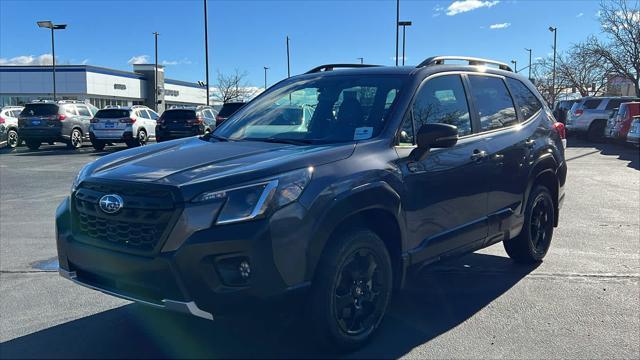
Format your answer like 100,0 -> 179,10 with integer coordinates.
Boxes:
193,167 -> 313,225
71,163 -> 92,193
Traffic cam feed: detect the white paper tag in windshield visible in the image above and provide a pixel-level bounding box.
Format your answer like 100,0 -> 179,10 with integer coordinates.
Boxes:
353,127 -> 373,140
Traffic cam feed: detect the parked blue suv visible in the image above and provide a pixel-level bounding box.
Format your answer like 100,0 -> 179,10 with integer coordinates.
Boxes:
56,56 -> 567,350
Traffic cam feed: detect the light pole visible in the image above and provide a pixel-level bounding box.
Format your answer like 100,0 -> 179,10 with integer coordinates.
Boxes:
286,36 -> 291,78
511,60 -> 517,73
37,21 -> 66,101
398,21 -> 412,66
153,32 -> 159,112
525,48 -> 532,80
395,0 -> 399,66
549,26 -> 557,104
263,66 -> 269,89
203,0 -> 210,106
357,57 -> 364,64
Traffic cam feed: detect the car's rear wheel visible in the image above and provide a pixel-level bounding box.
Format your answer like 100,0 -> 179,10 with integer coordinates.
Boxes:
309,229 -> 392,351
25,140 -> 41,150
504,185 -> 555,263
91,140 -> 106,151
67,129 -> 83,150
7,129 -> 19,149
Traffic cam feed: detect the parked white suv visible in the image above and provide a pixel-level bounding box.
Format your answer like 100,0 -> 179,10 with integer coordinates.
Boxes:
89,105 -> 158,150
0,106 -> 24,148
566,96 -> 639,141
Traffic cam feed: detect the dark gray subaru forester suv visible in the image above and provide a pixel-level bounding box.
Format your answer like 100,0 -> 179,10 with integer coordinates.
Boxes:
57,56 -> 567,350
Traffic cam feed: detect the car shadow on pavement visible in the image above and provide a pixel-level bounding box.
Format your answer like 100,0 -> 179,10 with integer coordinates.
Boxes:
567,137 -> 639,170
0,253 -> 537,359
10,145 -> 129,157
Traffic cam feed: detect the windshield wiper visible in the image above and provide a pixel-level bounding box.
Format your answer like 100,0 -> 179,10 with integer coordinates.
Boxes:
202,133 -> 228,142
252,137 -> 316,145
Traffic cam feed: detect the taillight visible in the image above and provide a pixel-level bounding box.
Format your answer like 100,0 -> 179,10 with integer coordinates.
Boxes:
156,116 -> 164,125
216,115 -> 223,121
119,117 -> 136,124
574,109 -> 583,117
553,122 -> 567,148
90,117 -> 99,123
194,116 -> 204,125
0,117 -> 5,124
57,114 -> 67,121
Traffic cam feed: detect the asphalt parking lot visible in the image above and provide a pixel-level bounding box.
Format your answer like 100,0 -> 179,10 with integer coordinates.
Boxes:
0,139 -> 638,359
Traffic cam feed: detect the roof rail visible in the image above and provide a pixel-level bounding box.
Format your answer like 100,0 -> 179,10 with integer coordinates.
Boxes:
305,63 -> 381,74
417,56 -> 513,72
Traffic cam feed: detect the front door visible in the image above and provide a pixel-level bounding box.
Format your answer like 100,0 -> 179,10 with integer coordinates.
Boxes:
395,74 -> 489,263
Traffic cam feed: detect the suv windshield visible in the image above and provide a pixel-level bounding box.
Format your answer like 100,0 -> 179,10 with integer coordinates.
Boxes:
215,75 -> 406,143
21,104 -> 59,116
95,109 -> 130,118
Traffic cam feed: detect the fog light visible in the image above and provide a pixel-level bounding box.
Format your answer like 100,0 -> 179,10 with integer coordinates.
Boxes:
239,261 -> 251,279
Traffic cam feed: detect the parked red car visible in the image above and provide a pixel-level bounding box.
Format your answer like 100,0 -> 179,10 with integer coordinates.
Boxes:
609,102 -> 640,141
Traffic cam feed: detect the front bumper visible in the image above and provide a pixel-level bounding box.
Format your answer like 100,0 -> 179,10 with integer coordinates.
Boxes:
56,192 -> 312,319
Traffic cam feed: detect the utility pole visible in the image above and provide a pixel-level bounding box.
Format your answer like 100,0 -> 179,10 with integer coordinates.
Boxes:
525,48 -> 532,80
286,36 -> 291,78
357,57 -> 364,64
398,21 -> 412,66
511,60 -> 517,73
395,0 -> 399,66
549,26 -> 557,104
153,32 -> 159,111
264,66 -> 269,89
203,0 -> 210,106
37,21 -> 66,101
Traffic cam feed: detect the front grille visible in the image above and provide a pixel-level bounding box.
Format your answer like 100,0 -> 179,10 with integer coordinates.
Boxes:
72,180 -> 181,254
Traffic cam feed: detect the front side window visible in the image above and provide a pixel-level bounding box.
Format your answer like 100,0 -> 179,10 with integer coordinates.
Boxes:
137,109 -> 150,119
605,99 -> 625,111
148,110 -> 159,120
215,75 -> 406,143
468,75 -> 518,131
411,74 -> 472,136
506,78 -> 542,120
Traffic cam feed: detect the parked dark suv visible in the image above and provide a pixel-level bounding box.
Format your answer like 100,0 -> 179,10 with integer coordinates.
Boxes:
156,106 -> 217,142
215,102 -> 245,126
56,57 -> 566,350
18,100 -> 97,150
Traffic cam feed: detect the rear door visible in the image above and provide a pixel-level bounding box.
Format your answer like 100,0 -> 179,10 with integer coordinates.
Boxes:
147,109 -> 159,137
396,73 -> 489,260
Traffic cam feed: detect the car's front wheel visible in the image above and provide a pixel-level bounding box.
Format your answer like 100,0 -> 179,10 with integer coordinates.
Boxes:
504,185 -> 555,263
309,229 -> 393,350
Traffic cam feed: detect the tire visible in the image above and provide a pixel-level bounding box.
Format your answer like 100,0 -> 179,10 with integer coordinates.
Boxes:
67,129 -> 83,150
137,129 -> 148,146
587,120 -> 606,142
7,129 -> 19,149
26,140 -> 41,150
504,185 -> 555,264
91,140 -> 106,151
309,229 -> 393,351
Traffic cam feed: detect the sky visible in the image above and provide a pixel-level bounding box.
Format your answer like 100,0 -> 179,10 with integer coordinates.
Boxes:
0,0 -> 604,87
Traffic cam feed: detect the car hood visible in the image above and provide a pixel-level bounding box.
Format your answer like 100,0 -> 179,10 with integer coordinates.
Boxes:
85,137 -> 355,195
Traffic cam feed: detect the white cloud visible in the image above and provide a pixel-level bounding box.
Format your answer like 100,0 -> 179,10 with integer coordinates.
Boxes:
127,55 -> 150,65
432,5 -> 445,17
161,58 -> 192,66
0,53 -> 54,65
81,59 -> 90,65
489,22 -> 511,29
447,0 -> 500,16
576,12 -> 584,18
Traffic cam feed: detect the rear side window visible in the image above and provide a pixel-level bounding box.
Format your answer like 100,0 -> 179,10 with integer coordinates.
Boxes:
64,105 -> 78,116
148,110 -> 159,120
95,109 -> 130,118
506,78 -> 542,120
411,74 -> 472,136
76,105 -> 91,116
22,104 -> 59,116
162,110 -> 196,119
468,75 -> 518,131
136,109 -> 150,119
582,99 -> 601,109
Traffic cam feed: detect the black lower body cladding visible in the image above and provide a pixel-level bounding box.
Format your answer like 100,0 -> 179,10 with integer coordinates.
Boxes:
55,191 -> 314,318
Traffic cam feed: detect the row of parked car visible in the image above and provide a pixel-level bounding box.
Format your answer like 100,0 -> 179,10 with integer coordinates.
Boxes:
0,101 -> 246,151
552,96 -> 640,145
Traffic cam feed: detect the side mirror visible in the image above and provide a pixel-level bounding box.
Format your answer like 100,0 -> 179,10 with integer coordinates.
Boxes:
410,123 -> 458,161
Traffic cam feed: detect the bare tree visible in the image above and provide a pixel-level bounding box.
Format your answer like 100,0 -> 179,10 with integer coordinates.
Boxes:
581,0 -> 640,96
531,57 -> 570,104
556,46 -> 613,96
212,69 -> 258,103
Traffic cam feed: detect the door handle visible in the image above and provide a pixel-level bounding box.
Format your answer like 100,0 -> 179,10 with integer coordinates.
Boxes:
525,139 -> 536,148
470,149 -> 488,161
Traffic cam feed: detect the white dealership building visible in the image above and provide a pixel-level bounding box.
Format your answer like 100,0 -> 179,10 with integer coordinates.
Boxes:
0,64 -> 207,112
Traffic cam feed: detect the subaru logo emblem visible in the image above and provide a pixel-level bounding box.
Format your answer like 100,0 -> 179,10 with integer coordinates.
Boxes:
98,194 -> 124,214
